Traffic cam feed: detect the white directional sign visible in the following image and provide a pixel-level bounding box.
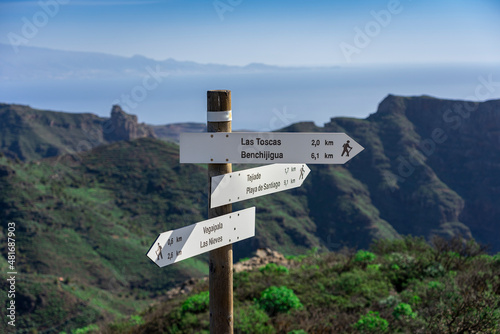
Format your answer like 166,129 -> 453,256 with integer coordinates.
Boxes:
180,132 -> 363,164
211,164 -> 310,208
146,207 -> 255,267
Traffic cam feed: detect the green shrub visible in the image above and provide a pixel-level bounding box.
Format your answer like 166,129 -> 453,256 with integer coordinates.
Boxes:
260,263 -> 289,275
424,263 -> 445,278
130,315 -> 145,326
257,286 -> 303,315
393,302 -> 417,320
354,250 -> 376,263
335,270 -> 365,295
334,269 -> 391,303
181,291 -> 209,314
367,264 -> 381,271
384,252 -> 420,291
71,324 -> 99,334
410,295 -> 421,306
386,252 -> 415,270
371,236 -> 430,255
353,311 -> 388,333
235,303 -> 275,334
427,281 -> 444,290
285,254 -> 307,262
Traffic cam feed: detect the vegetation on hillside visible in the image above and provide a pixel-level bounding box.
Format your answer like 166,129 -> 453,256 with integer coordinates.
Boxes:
0,138 -> 320,333
0,140 -> 210,332
102,237 -> 500,333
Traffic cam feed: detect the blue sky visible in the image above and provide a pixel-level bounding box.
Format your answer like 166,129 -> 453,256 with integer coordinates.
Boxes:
1,0 -> 499,66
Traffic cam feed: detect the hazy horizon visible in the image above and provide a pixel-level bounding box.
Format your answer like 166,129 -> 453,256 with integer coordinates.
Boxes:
1,0 -> 499,66
3,62 -> 500,130
2,0 -> 499,129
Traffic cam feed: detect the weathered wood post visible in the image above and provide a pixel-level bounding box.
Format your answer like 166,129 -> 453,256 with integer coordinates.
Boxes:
207,90 -> 233,334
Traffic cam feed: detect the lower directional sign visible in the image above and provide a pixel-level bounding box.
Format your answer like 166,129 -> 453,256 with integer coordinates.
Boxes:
211,164 -> 310,208
146,207 -> 255,267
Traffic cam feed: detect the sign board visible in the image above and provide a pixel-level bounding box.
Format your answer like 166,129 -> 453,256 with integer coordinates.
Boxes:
211,164 -> 310,208
180,132 -> 363,164
146,207 -> 255,267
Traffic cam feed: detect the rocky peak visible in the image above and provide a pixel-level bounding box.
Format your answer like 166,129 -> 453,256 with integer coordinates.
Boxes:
104,105 -> 156,142
374,94 -> 408,116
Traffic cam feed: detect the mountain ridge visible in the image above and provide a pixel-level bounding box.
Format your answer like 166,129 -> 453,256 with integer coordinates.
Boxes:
0,103 -> 213,161
0,103 -> 156,160
1,94 -> 499,332
0,43 -> 326,80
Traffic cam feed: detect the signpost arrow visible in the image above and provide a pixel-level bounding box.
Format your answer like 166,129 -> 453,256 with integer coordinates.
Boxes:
210,163 -> 310,208
146,207 -> 255,268
180,132 -> 364,164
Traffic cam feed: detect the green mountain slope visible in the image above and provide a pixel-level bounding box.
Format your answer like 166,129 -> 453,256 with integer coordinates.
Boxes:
0,138 -> 321,333
0,140 -> 210,332
0,94 -> 499,332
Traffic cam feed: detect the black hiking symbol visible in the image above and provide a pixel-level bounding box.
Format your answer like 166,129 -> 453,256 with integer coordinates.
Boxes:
341,140 -> 352,157
156,243 -> 163,260
299,165 -> 305,180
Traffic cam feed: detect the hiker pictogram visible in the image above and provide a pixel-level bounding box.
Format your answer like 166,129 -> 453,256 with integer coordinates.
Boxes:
156,243 -> 163,260
299,165 -> 305,180
341,140 -> 352,157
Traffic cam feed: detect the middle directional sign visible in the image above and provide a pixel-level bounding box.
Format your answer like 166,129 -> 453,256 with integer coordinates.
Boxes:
210,163 -> 310,208
180,132 -> 364,164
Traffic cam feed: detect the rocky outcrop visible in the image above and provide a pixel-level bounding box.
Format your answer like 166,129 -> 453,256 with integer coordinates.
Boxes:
233,248 -> 289,273
104,105 -> 156,142
161,249 -> 289,300
164,277 -> 208,300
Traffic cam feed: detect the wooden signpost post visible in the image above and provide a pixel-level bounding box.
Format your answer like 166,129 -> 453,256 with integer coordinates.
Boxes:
207,90 -> 234,333
147,89 -> 364,333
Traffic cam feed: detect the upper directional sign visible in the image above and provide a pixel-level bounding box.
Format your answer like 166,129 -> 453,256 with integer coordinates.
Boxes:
180,132 -> 363,164
146,207 -> 255,267
211,164 -> 310,208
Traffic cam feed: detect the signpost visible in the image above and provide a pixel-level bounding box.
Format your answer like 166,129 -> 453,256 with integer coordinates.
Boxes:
148,89 -> 364,333
146,207 -> 255,267
210,163 -> 310,208
180,132 -> 364,164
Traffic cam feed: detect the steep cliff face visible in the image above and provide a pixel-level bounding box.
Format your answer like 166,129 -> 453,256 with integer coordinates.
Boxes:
280,95 -> 499,252
389,96 -> 500,251
0,103 -> 156,161
346,95 -> 498,251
